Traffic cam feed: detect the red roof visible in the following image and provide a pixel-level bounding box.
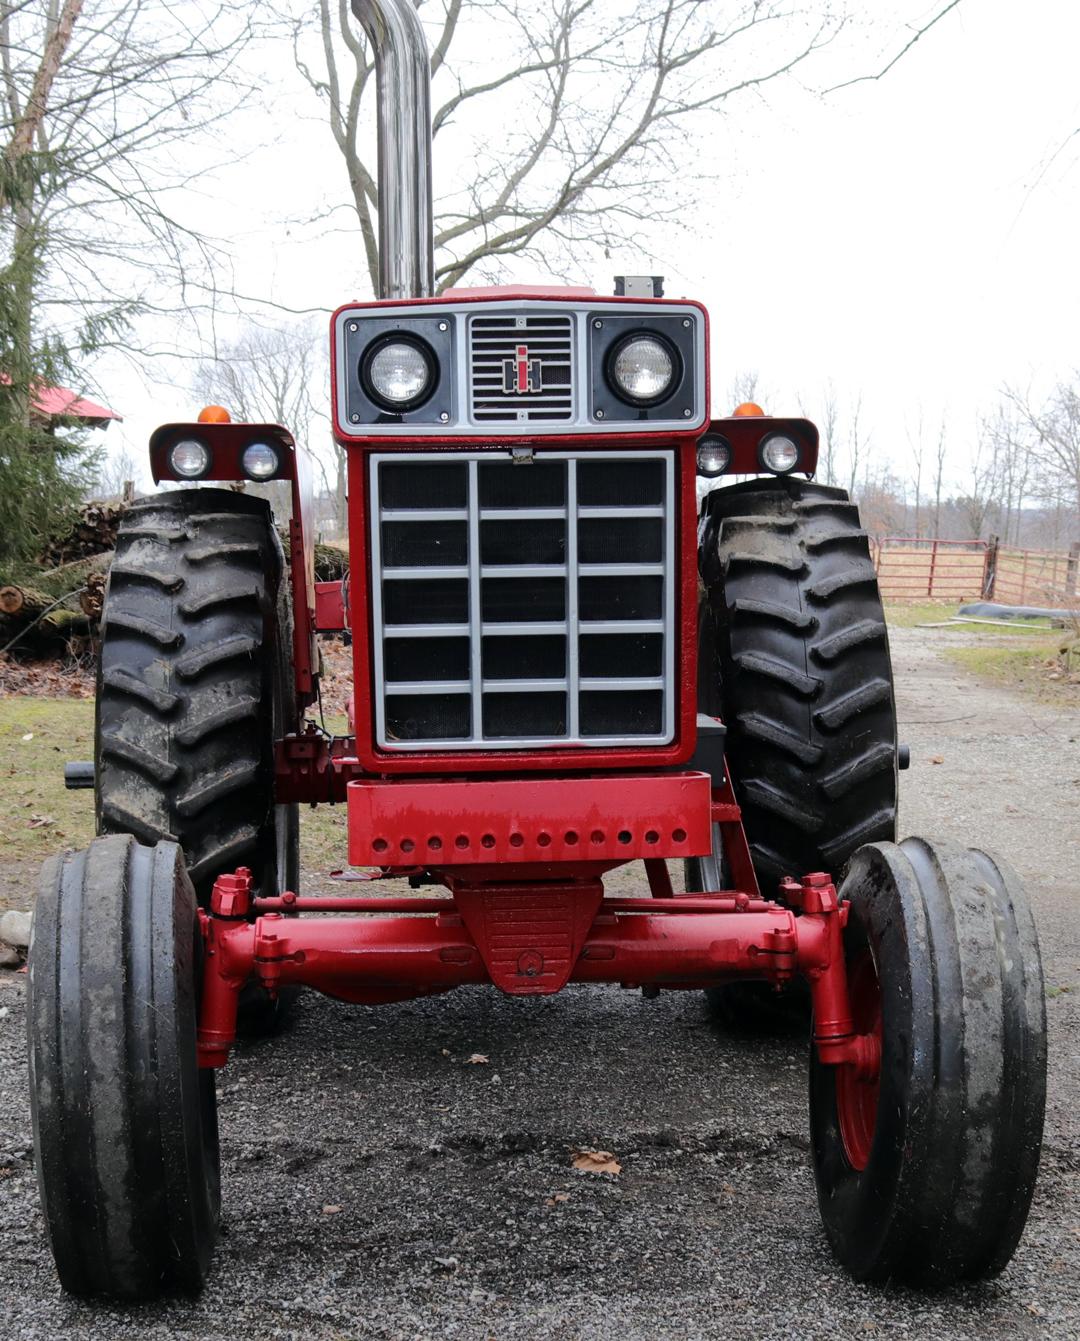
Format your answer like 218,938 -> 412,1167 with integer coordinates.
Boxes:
32,384 -> 122,426
1,374 -> 122,426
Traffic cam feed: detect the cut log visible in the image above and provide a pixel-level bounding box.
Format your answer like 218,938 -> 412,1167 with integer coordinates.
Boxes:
0,585 -> 52,618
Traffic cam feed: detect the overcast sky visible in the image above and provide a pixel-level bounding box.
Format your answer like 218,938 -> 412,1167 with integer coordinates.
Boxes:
91,0 -> 1080,497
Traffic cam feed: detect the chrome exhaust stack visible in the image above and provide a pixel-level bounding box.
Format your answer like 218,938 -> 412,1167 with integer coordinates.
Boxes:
352,0 -> 434,299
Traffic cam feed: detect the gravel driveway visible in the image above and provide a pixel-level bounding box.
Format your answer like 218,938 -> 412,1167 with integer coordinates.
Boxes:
1,625 -> 1078,1340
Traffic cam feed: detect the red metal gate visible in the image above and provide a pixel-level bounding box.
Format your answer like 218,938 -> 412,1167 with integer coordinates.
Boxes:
874,536 -> 1080,605
872,538 -> 989,602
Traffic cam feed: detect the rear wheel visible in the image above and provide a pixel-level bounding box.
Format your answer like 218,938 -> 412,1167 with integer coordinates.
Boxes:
96,488 -> 298,902
810,837 -> 1046,1283
29,835 -> 220,1297
698,477 -> 898,896
96,488 -> 299,1028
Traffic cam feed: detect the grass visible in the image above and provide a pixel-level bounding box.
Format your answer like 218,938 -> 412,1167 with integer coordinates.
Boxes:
884,601 -> 961,628
0,698 -> 96,864
301,802 -> 351,877
0,696 -> 354,877
885,602 -> 1079,702
944,638 -> 1076,702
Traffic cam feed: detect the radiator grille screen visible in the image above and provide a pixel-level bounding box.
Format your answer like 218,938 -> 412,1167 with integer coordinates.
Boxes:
369,450 -> 676,750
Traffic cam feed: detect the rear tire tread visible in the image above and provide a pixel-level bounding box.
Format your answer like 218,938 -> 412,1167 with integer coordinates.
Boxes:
699,477 -> 897,892
96,490 -> 296,906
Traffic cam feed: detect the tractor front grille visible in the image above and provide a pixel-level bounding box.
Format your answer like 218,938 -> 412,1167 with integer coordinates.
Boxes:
369,450 -> 676,750
468,313 -> 574,423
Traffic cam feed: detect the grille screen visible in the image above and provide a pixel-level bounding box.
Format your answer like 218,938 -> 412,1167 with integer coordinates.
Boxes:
370,451 -> 675,750
469,314 -> 574,423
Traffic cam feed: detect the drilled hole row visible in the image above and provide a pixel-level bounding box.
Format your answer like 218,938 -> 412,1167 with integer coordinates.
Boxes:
369,827 -> 688,855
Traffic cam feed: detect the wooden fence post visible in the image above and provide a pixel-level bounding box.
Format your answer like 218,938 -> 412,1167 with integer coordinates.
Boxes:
982,535 -> 999,600
1067,541 -> 1080,597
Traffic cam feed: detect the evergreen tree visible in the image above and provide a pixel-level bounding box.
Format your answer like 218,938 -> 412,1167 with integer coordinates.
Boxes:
0,157 -> 101,573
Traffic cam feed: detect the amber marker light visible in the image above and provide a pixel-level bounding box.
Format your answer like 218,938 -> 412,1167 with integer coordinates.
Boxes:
732,401 -> 765,417
197,404 -> 232,424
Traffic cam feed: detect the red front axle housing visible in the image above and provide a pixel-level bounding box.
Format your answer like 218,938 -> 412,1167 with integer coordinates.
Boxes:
196,867 -> 876,1082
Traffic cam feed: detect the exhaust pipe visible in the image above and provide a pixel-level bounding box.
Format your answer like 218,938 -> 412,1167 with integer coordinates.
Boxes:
352,0 -> 434,299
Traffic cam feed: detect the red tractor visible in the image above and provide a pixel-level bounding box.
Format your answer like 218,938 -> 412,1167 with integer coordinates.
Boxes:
28,0 -> 1045,1299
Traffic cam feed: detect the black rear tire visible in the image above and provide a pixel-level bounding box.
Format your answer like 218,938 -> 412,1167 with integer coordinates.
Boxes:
28,835 -> 220,1297
698,478 -> 898,896
95,489 -> 299,1031
95,488 -> 298,904
810,837 -> 1046,1283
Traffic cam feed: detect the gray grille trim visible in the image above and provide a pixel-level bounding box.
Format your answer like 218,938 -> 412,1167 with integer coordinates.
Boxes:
334,299 -> 706,436
369,449 -> 676,751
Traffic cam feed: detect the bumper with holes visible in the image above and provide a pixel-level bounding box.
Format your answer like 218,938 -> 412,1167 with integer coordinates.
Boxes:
346,771 -> 713,867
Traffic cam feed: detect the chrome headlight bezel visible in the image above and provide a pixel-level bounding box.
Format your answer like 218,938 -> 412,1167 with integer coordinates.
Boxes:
696,435 -> 731,478
759,432 -> 801,474
361,335 -> 438,411
605,331 -> 680,407
241,441 -> 280,480
170,438 -> 211,479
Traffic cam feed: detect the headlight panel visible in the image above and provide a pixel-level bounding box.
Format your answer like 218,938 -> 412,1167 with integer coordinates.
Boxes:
340,314 -> 454,428
588,312 -> 698,426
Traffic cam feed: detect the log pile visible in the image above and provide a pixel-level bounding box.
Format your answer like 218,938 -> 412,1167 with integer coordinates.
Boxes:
38,500 -> 127,567
277,528 -> 350,583
2,511 -> 350,657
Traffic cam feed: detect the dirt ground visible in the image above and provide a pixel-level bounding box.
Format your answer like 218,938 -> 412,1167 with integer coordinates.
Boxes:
0,624 -> 1078,1340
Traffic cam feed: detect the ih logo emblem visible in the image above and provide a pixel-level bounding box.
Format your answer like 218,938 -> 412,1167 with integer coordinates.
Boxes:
503,344 -> 543,395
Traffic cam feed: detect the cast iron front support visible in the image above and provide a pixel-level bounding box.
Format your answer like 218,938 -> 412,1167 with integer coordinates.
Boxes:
197,869 -> 875,1080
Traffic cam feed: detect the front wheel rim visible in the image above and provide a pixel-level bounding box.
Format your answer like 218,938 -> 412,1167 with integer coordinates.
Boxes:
835,949 -> 882,1172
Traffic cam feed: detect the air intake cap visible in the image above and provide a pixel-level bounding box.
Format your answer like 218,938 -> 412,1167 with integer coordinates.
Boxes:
614,275 -> 664,298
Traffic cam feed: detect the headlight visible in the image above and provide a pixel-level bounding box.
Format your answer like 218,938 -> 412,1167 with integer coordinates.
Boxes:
170,438 -> 210,478
696,436 -> 731,478
242,441 -> 279,480
760,434 -> 800,473
608,334 -> 677,405
363,337 -> 435,409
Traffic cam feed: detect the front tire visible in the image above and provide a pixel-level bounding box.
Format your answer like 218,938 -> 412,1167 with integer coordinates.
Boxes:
28,835 -> 220,1297
810,837 -> 1046,1283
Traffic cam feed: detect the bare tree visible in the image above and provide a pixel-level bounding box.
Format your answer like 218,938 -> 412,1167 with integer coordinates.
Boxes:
817,382 -> 840,488
932,418 -> 947,539
0,0 -> 257,366
845,392 -> 868,498
982,402 -> 1034,546
1005,379 -> 1080,522
906,407 -> 925,538
727,369 -> 764,412
956,430 -> 1002,541
193,320 -> 338,522
92,442 -> 140,501
287,0 -> 961,294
